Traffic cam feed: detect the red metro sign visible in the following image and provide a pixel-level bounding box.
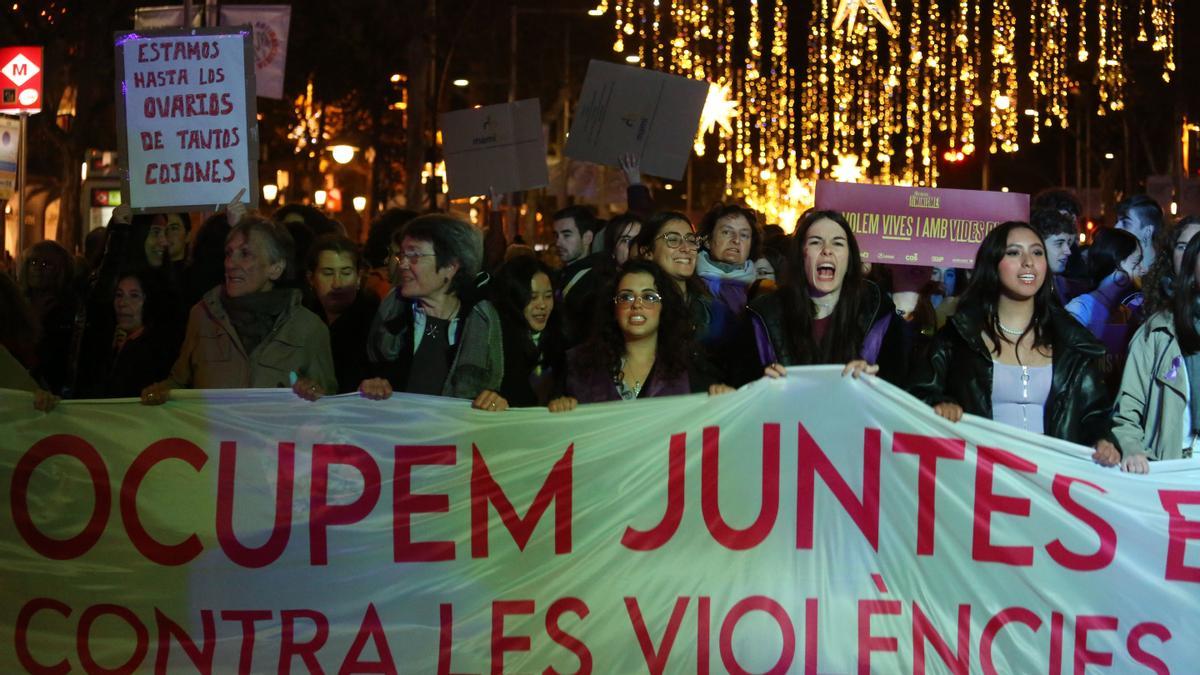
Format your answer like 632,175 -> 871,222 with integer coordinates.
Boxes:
0,46 -> 43,114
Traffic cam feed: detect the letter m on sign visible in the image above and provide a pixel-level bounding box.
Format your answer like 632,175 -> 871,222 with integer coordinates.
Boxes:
2,52 -> 39,87
470,443 -> 574,557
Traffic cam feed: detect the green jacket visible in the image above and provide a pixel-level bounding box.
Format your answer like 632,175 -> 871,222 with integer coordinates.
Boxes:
168,286 -> 336,392
1111,311 -> 1192,460
444,300 -> 504,398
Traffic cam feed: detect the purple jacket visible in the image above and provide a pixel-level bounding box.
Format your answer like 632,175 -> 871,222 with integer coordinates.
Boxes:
564,346 -> 691,403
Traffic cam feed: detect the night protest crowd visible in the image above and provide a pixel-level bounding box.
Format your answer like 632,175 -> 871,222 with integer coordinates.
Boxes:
1,157 -> 1192,475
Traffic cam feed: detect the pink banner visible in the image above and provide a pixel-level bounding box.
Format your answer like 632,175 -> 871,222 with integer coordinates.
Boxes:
814,181 -> 1030,268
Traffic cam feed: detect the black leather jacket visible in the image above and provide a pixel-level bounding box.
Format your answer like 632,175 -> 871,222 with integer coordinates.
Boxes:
734,280 -> 907,385
907,305 -> 1113,445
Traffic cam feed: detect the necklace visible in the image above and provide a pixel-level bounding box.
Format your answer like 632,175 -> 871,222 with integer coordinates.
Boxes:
998,320 -> 1028,335
812,295 -> 836,312
616,357 -> 646,399
420,304 -> 459,339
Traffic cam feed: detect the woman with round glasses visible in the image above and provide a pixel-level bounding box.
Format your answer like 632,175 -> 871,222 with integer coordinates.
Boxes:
549,259 -> 731,410
358,213 -> 483,399
748,209 -> 905,384
908,221 -> 1117,460
632,211 -> 715,347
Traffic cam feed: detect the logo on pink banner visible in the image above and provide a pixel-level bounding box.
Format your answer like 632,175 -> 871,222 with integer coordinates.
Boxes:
814,180 -> 1030,267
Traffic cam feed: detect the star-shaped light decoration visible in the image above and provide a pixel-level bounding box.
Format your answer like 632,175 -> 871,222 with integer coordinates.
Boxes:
694,81 -> 739,156
830,154 -> 864,183
832,0 -> 898,36
699,82 -> 738,136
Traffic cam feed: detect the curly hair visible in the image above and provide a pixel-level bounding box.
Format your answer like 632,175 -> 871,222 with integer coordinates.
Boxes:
1143,215 -> 1200,316
959,221 -> 1059,358
579,259 -> 694,380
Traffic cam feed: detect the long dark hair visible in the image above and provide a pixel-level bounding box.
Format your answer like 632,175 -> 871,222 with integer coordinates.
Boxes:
778,210 -> 868,364
490,255 -> 564,370
959,221 -> 1058,356
1172,234 -> 1200,354
1086,228 -> 1140,287
581,259 -> 693,378
114,268 -> 170,329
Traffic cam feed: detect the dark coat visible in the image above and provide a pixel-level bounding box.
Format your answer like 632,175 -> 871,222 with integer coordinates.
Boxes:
100,325 -> 180,398
733,280 -> 906,385
558,253 -> 606,347
906,305 -> 1114,446
305,291 -> 379,394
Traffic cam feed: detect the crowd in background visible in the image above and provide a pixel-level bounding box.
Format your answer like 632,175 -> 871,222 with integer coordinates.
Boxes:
2,157 -> 1194,474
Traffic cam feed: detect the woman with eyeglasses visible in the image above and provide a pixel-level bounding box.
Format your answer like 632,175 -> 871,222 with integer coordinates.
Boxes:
548,259 -> 731,410
632,211 -> 715,347
358,213 -> 484,399
746,210 -> 905,384
446,255 -> 565,410
908,221 -> 1117,461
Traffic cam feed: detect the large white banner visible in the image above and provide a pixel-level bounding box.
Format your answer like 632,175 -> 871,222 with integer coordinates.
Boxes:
2,367 -> 1197,673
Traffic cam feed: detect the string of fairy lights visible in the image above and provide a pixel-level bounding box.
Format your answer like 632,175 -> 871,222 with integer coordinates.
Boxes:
591,0 -> 1177,227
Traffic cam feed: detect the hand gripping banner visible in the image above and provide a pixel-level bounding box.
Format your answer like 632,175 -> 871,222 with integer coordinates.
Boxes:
2,367 -> 1197,674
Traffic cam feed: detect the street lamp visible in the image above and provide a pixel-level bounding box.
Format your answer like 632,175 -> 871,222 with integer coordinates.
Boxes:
262,184 -> 279,202
314,190 -> 328,207
353,196 -> 367,213
330,145 -> 357,164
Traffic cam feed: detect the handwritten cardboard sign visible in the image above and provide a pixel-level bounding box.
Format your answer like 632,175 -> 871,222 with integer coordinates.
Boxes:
814,181 -> 1030,268
565,60 -> 708,181
114,27 -> 259,213
440,99 -> 548,198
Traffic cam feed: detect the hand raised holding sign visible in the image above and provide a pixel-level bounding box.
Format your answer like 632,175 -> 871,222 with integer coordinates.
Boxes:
111,204 -> 133,226
224,188 -> 247,226
618,152 -> 643,186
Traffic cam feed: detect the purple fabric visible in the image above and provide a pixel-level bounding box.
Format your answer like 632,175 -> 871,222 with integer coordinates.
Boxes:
565,347 -> 690,403
860,313 -> 892,364
706,277 -> 748,318
752,315 -> 777,365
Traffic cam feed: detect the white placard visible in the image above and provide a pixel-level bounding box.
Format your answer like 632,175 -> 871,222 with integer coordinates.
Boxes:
219,5 -> 291,100
0,115 -> 19,200
440,99 -> 548,198
565,60 -> 708,180
114,27 -> 258,213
